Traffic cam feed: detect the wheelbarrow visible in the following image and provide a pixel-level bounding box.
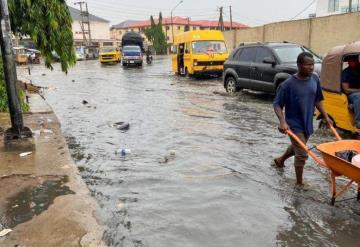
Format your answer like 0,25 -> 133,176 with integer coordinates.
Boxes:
287,125 -> 360,205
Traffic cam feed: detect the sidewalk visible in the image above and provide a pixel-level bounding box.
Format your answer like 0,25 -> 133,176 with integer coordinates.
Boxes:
0,93 -> 107,246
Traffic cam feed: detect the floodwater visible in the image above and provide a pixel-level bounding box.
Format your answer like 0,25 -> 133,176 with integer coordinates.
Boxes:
19,57 -> 360,247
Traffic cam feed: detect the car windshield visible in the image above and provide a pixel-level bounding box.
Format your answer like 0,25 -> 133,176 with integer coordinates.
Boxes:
192,41 -> 227,54
100,47 -> 117,53
273,46 -> 322,63
123,46 -> 141,52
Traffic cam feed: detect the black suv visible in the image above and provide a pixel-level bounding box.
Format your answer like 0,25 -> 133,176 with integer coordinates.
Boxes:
223,42 -> 322,94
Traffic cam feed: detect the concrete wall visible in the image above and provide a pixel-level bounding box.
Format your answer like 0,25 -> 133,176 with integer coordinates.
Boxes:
224,11 -> 360,56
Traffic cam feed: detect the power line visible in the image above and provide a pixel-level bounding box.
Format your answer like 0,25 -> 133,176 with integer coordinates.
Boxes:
290,0 -> 316,20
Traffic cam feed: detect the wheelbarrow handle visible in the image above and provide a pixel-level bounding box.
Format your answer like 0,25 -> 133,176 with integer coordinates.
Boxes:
286,130 -> 327,168
329,125 -> 342,141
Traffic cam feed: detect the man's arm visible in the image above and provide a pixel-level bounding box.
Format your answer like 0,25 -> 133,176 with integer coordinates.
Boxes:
315,101 -> 333,126
274,105 -> 289,134
342,82 -> 360,94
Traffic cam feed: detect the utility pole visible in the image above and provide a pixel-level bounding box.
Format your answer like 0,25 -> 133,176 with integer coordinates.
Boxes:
185,17 -> 190,32
171,0 -> 183,44
0,0 -> 31,140
218,6 -> 224,31
74,1 -> 92,46
349,0 -> 353,12
229,5 -> 233,30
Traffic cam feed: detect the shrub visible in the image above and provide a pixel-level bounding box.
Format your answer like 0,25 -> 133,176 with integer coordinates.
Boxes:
0,58 -> 29,112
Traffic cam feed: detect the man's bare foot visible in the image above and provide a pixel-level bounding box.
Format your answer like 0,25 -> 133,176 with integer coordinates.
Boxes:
294,182 -> 311,191
273,158 -> 285,168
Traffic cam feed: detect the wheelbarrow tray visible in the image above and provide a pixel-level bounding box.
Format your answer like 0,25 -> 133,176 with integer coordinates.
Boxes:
317,140 -> 360,183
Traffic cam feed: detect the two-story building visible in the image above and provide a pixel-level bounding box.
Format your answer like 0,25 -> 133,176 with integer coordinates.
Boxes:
316,0 -> 360,17
111,16 -> 248,46
69,6 -> 119,48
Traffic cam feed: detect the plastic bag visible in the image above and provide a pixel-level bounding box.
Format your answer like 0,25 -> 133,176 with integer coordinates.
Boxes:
335,150 -> 358,162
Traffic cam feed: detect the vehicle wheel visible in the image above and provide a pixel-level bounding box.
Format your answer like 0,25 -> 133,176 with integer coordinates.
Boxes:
225,76 -> 239,95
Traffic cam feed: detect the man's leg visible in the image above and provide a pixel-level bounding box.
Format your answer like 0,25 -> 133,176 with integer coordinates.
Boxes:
348,92 -> 360,128
290,133 -> 309,185
274,146 -> 295,168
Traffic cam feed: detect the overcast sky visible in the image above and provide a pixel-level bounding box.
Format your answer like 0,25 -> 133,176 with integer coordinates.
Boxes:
66,0 -> 317,27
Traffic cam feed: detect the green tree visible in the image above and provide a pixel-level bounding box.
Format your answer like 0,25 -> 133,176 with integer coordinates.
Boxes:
144,12 -> 167,55
8,0 -> 76,72
1,0 -> 76,112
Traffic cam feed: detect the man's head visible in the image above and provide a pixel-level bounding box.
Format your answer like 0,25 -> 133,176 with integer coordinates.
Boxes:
297,52 -> 315,77
345,55 -> 359,69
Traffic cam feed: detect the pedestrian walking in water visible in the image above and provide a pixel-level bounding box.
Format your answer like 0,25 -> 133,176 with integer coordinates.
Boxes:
273,52 -> 332,187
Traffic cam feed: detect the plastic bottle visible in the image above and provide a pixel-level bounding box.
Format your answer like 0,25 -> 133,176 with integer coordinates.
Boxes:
115,148 -> 131,156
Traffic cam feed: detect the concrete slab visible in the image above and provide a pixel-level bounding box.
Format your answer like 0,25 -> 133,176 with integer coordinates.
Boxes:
0,93 -> 107,246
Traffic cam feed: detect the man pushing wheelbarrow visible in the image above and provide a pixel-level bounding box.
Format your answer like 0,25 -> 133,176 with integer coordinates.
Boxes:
273,52 -> 333,187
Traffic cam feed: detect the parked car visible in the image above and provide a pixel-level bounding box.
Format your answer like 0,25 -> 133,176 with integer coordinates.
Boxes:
223,42 -> 322,94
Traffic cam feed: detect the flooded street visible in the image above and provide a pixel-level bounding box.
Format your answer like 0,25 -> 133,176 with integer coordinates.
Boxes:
19,57 -> 360,247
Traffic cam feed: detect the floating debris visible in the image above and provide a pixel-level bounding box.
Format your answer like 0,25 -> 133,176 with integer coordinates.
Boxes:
0,229 -> 12,237
19,152 -> 32,157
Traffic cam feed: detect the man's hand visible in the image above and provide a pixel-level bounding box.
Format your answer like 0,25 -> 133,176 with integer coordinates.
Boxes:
278,121 -> 289,134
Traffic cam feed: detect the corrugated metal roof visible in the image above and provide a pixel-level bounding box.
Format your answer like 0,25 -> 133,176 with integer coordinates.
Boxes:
68,6 -> 109,23
111,20 -> 138,29
114,16 -> 248,29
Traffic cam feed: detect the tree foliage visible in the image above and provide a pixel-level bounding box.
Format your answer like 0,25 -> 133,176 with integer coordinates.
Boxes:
144,12 -> 167,55
8,0 -> 76,72
0,59 -> 29,112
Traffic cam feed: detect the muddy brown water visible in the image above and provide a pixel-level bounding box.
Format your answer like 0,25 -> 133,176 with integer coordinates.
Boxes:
19,57 -> 360,247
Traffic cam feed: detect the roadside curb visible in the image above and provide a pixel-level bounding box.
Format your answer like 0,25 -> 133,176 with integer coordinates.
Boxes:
0,92 -> 107,246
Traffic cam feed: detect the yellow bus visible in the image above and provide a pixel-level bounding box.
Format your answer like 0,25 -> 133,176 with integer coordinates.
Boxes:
171,30 -> 229,77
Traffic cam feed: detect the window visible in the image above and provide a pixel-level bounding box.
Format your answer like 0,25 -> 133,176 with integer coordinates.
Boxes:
328,0 -> 339,12
230,49 -> 241,60
237,47 -> 256,62
193,26 -> 197,30
166,26 -> 170,30
255,47 -> 274,63
192,41 -> 227,54
273,45 -> 322,63
177,26 -> 181,30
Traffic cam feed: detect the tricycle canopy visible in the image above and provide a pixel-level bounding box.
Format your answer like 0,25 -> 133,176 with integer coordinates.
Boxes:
320,41 -> 360,93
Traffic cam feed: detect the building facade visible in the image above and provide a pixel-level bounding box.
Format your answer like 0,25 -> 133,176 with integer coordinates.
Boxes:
316,0 -> 360,17
69,6 -> 118,48
110,17 -> 248,46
